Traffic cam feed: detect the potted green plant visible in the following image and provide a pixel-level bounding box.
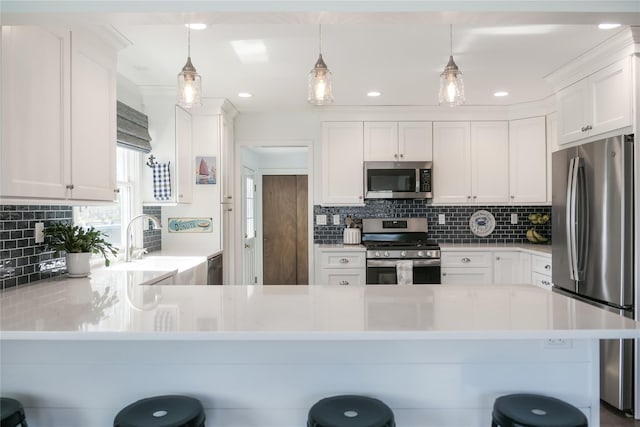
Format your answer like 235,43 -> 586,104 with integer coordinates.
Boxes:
44,223 -> 118,277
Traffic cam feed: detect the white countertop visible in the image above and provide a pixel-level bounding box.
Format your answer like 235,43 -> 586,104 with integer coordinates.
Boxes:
314,243 -> 365,251
439,243 -> 552,255
1,282 -> 638,340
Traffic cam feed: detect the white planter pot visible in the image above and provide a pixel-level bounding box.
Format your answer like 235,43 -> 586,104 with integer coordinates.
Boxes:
66,252 -> 92,277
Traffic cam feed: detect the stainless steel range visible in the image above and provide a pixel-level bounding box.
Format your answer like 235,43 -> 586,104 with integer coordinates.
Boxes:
362,218 -> 441,285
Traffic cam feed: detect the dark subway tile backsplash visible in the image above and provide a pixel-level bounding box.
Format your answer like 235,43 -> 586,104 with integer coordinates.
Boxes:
314,200 -> 552,245
142,206 -> 162,253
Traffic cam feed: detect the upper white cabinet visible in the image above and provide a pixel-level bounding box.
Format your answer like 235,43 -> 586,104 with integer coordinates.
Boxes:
363,121 -> 432,162
175,106 -> 193,204
433,121 -> 509,204
69,30 -> 117,201
508,116 -> 547,203
1,26 -> 116,201
557,57 -> 632,145
321,122 -> 364,205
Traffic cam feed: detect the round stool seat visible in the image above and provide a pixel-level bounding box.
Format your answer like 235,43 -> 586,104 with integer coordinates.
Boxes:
1,397 -> 28,427
492,393 -> 588,427
307,395 -> 395,427
113,395 -> 205,427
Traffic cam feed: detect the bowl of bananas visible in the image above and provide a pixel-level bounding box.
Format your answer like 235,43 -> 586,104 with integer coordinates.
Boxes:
526,213 -> 550,243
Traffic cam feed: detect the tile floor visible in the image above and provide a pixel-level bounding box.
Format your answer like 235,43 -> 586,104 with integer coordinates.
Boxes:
601,402 -> 640,426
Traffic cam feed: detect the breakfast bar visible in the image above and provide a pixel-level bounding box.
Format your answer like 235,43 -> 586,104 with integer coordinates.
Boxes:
1,279 -> 639,426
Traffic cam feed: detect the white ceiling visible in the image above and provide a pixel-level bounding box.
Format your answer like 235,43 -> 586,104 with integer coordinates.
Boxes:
3,3 -> 637,112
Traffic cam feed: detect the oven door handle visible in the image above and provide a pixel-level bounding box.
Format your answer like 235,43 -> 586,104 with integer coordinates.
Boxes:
367,259 -> 441,268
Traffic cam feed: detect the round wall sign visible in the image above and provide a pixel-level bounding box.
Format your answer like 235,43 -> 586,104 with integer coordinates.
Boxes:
469,210 -> 496,237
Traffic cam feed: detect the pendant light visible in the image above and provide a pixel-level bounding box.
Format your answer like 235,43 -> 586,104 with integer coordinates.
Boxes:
177,26 -> 202,108
438,24 -> 465,106
308,24 -> 334,105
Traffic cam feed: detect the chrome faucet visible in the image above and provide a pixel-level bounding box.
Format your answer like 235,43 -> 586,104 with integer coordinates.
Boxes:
125,214 -> 162,262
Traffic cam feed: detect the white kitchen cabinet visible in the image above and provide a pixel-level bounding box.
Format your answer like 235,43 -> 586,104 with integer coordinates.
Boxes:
546,113 -> 558,203
441,251 -> 493,285
531,254 -> 552,290
470,121 -> 509,204
493,251 -> 522,284
175,106 -> 193,204
433,122 -> 471,204
363,121 -> 432,162
433,121 -> 509,204
508,116 -> 547,203
70,30 -> 117,201
220,114 -> 234,204
557,57 -> 632,145
1,26 -> 117,202
315,248 -> 366,285
321,122 -> 364,205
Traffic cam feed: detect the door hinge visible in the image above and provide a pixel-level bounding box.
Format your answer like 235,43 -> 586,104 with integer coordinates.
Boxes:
254,184 -> 257,192
254,276 -> 258,284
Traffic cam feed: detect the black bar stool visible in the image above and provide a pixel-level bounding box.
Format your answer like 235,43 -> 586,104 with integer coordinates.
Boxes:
308,394 -> 395,427
114,395 -> 205,427
491,393 -> 588,427
1,397 -> 29,427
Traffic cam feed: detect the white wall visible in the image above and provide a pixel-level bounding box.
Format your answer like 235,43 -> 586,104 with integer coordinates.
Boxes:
116,75 -> 142,110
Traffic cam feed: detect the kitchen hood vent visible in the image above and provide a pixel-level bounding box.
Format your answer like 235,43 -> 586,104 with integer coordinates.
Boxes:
116,101 -> 152,153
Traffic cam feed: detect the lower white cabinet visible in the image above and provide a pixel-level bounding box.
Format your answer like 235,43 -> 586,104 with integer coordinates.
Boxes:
531,254 -> 553,290
493,251 -> 523,284
441,251 -> 493,285
315,248 -> 366,285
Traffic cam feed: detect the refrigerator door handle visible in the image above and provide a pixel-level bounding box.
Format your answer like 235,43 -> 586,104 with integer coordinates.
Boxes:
575,158 -> 588,282
566,157 -> 579,281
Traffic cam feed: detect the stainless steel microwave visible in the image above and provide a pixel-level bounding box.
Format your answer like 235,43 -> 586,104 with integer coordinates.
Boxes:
364,161 -> 432,199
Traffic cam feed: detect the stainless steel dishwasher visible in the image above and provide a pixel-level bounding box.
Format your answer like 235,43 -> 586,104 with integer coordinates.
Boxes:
207,253 -> 223,285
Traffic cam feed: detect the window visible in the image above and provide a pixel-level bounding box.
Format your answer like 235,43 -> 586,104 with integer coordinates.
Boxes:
73,147 -> 141,253
244,173 -> 255,239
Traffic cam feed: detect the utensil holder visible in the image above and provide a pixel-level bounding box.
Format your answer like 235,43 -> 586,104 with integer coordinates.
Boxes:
343,228 -> 361,245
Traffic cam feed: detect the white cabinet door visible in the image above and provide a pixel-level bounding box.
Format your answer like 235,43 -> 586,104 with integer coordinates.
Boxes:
70,30 -> 117,201
470,121 -> 509,203
321,122 -> 364,205
398,122 -> 433,161
363,122 -> 398,161
493,252 -> 522,284
519,252 -> 532,285
175,106 -> 193,203
509,116 -> 547,203
433,122 -> 471,204
220,114 -> 234,204
320,269 -> 365,286
589,57 -> 632,137
1,26 -> 70,199
441,268 -> 493,285
557,79 -> 589,145
545,113 -> 558,203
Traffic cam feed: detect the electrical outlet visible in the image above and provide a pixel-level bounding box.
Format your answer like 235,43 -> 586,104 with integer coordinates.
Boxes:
511,213 -> 518,225
333,214 -> 340,225
34,222 -> 45,243
438,214 -> 446,225
316,214 -> 327,225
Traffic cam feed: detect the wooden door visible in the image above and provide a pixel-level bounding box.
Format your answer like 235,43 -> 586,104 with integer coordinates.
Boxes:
263,175 -> 308,285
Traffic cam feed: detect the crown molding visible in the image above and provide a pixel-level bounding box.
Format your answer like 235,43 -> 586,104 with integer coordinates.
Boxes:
545,26 -> 639,90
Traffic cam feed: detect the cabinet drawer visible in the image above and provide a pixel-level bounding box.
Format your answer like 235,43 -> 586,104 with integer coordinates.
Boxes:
321,252 -> 365,269
441,267 -> 493,285
531,272 -> 552,290
531,255 -> 552,275
321,269 -> 365,286
441,251 -> 492,268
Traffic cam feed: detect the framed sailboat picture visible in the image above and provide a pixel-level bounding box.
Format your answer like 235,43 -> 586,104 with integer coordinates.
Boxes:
195,156 -> 216,184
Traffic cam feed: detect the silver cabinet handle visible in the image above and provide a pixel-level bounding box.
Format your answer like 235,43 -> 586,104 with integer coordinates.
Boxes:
339,258 -> 349,264
473,195 -> 477,199
542,280 -> 550,286
179,194 -> 183,198
359,196 -> 363,199
226,196 -> 232,200
66,184 -> 74,190
510,195 -> 515,199
581,126 -> 586,132
114,188 -> 120,193
467,195 -> 471,199
399,153 -> 404,159
225,207 -> 233,212
496,256 -> 500,261
461,257 -> 471,263
442,273 -> 447,276
545,265 -> 551,270
394,153 -> 398,158
339,280 -> 349,285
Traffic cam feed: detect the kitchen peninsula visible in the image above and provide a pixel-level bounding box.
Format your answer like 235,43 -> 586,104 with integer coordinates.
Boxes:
1,280 -> 639,427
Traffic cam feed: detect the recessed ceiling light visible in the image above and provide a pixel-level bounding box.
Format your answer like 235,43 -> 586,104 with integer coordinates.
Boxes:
598,23 -> 621,30
238,92 -> 253,98
185,23 -> 207,30
494,91 -> 509,97
367,91 -> 382,97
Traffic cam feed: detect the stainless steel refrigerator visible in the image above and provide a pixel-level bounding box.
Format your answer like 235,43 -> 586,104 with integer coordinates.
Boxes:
552,134 -> 635,413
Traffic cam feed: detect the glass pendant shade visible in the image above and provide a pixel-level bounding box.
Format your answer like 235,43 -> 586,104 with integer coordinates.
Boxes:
308,53 -> 334,105
438,56 -> 465,106
177,27 -> 202,108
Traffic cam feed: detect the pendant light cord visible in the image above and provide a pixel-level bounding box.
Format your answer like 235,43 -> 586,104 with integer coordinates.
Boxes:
449,24 -> 453,56
188,26 -> 191,57
318,24 -> 322,55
